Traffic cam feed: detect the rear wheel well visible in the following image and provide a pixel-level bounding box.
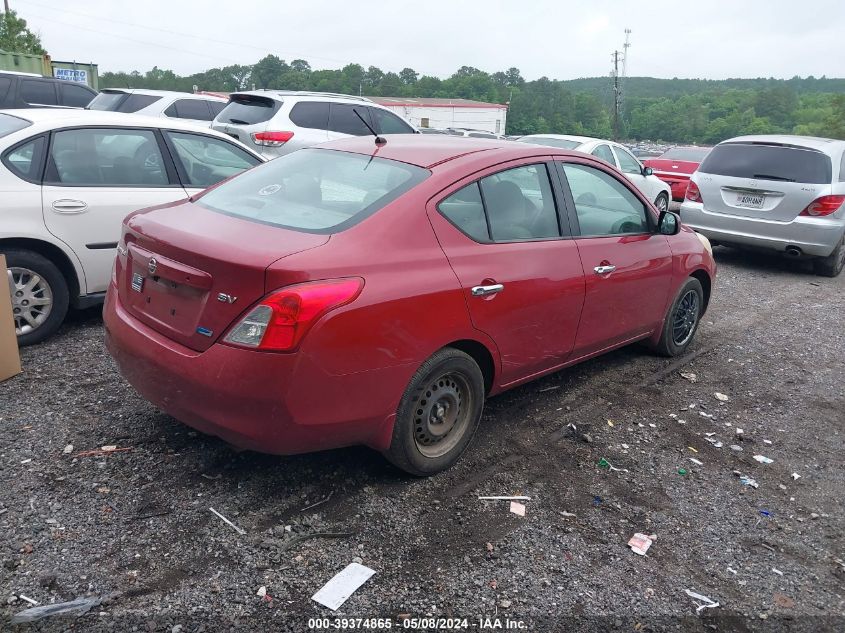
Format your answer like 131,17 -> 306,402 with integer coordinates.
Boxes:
690,269 -> 711,312
445,339 -> 495,395
0,238 -> 81,300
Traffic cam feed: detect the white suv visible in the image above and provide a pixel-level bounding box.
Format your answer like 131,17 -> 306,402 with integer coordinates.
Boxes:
87,89 -> 228,128
0,108 -> 263,345
211,91 -> 418,159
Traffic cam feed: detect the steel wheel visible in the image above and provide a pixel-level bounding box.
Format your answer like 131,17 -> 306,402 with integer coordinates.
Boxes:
413,372 -> 474,459
8,266 -> 54,336
672,289 -> 699,346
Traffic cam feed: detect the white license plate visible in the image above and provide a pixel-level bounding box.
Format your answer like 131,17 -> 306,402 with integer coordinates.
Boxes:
735,193 -> 764,209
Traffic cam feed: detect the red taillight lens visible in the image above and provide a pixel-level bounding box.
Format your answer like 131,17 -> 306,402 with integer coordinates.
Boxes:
251,131 -> 295,147
685,180 -> 702,203
223,278 -> 363,352
799,195 -> 845,217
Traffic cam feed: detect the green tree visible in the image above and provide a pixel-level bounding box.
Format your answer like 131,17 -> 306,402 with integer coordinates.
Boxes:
251,55 -> 288,89
0,10 -> 46,55
399,68 -> 418,86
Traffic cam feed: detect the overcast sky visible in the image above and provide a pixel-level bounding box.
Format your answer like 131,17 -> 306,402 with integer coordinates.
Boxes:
11,0 -> 845,80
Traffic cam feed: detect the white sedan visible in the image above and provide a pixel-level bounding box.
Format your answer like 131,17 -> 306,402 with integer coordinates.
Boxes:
517,134 -> 672,212
0,108 -> 264,344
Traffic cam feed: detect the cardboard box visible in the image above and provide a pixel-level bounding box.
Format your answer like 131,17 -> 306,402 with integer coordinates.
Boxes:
0,254 -> 22,382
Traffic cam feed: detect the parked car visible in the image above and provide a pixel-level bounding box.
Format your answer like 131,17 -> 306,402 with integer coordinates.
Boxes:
644,146 -> 711,201
681,135 -> 845,277
418,127 -> 448,135
211,91 -> 418,159
87,89 -> 228,128
518,134 -> 672,212
0,71 -> 97,109
0,108 -> 264,344
446,128 -> 505,139
104,135 -> 715,475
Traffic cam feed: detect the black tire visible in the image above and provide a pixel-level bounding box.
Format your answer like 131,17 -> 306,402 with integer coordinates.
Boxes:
652,277 -> 704,357
3,249 -> 69,346
654,192 -> 669,214
384,348 -> 485,476
812,235 -> 845,278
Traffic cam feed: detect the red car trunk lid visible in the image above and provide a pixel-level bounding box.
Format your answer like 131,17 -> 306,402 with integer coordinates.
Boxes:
118,202 -> 328,351
644,158 -> 700,177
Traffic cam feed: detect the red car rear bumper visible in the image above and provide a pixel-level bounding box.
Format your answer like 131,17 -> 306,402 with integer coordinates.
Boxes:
103,287 -> 401,455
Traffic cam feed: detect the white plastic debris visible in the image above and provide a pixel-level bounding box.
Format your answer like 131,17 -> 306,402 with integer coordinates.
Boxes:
62,445 -> 73,455
18,595 -> 39,606
685,589 -> 720,613
772,568 -> 784,576
256,586 -> 267,598
689,458 -> 703,466
727,567 -> 738,575
312,563 -> 376,611
714,392 -> 729,402
739,475 -> 759,488
753,455 -> 774,464
791,473 -> 801,480
730,445 -> 743,452
509,501 -> 526,517
209,507 -> 246,535
628,533 -> 655,556
680,372 -> 697,382
763,439 -> 772,445
699,411 -> 714,418
559,511 -> 576,518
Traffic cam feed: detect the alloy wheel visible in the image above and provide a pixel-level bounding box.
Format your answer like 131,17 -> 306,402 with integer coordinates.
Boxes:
656,196 -> 668,212
413,372 -> 474,458
672,289 -> 699,346
8,267 -> 53,336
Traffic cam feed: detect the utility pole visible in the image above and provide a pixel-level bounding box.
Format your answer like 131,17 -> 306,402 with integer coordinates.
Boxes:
622,29 -> 632,80
612,51 -> 621,141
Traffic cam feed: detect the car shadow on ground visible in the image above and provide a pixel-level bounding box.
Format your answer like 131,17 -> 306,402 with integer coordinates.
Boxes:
712,245 -> 817,276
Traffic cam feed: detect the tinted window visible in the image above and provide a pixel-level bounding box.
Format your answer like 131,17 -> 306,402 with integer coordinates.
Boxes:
198,148 -> 428,233
87,92 -> 161,113
20,80 -> 57,106
563,163 -> 649,236
120,94 -> 162,113
49,128 -> 168,186
480,164 -> 560,241
519,136 -> 581,150
216,95 -> 278,124
328,103 -> 372,135
699,143 -> 832,184
840,156 -> 845,183
468,132 -> 497,139
0,77 -> 11,102
439,183 -> 489,241
0,113 -> 31,138
3,136 -> 45,180
661,147 -> 710,162
614,146 -> 642,175
166,131 -> 260,188
591,144 -> 615,165
60,83 -> 95,107
289,101 -> 330,130
369,107 -> 414,134
208,101 -> 226,117
168,99 -> 212,121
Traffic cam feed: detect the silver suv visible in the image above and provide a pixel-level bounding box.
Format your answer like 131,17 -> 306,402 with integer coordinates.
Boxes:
211,91 -> 418,158
681,135 -> 845,277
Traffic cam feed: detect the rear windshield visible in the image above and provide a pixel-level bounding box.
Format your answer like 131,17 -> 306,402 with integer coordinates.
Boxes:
215,95 -> 278,125
699,143 -> 832,184
0,113 -> 31,138
660,147 -> 710,162
519,136 -> 581,150
87,91 -> 161,113
198,148 -> 429,233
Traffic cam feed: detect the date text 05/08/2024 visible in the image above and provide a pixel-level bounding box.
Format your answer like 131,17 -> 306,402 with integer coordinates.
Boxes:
307,617 -> 528,630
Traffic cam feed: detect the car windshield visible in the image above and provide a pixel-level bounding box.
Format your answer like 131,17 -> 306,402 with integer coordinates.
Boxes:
87,91 -> 127,111
519,137 -> 581,150
0,113 -> 31,138
699,143 -> 832,184
660,147 -> 710,162
197,148 -> 429,233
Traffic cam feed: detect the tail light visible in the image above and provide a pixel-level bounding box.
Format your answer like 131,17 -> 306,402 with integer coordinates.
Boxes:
685,180 -> 702,203
223,278 -> 363,352
251,131 -> 294,147
799,195 -> 845,217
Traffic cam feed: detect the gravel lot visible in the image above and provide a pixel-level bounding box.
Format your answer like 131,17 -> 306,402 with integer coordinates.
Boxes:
1,246 -> 843,632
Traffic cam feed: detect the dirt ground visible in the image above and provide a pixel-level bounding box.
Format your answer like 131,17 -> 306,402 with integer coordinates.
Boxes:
1,246 -> 843,632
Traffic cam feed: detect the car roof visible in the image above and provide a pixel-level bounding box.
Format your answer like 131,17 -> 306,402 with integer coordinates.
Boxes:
722,134 -> 845,154
230,90 -> 373,104
100,88 -> 227,101
314,134 -> 580,169
521,133 -> 599,145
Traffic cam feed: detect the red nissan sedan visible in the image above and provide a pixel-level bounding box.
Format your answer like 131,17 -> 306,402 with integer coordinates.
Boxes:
104,135 -> 716,475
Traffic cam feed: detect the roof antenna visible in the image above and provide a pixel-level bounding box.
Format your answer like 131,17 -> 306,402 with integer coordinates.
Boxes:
353,108 -> 386,146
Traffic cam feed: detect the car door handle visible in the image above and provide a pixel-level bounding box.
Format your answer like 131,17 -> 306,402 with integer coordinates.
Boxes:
471,284 -> 504,296
594,265 -> 617,275
51,199 -> 88,214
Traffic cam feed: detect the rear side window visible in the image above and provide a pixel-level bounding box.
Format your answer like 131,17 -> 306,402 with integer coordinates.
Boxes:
328,104 -> 372,135
3,136 -> 45,181
0,113 -> 31,138
439,183 -> 489,241
369,107 -> 414,134
0,77 -> 12,102
197,148 -> 428,233
119,94 -> 162,113
165,99 -> 213,121
700,143 -> 832,184
614,147 -> 642,175
20,80 -> 57,106
208,101 -> 226,117
216,95 -> 278,124
591,144 -> 615,165
60,83 -> 95,108
289,101 -> 330,130
86,92 -> 161,113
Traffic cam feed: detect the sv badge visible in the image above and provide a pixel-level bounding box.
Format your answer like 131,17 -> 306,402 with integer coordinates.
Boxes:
217,292 -> 238,304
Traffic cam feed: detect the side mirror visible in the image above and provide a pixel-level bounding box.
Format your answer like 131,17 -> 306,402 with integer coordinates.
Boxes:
642,166 -> 654,176
658,210 -> 681,235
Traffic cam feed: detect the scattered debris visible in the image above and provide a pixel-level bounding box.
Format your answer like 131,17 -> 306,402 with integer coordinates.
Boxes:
566,423 -> 592,444
685,589 -> 720,613
607,419 -> 614,427
699,411 -> 713,418
791,473 -> 801,480
539,385 -> 560,393
773,593 -> 795,608
592,495 -> 603,505
753,455 -> 774,464
678,468 -> 688,475
705,437 -> 723,448
730,444 -> 744,452
498,599 -> 512,608
714,392 -> 729,402
62,444 -> 73,455
679,372 -> 697,383
689,458 -> 703,466
597,458 -> 629,472
311,563 -> 376,611
74,446 -> 132,458
560,511 -> 576,518
772,568 -> 784,576
20,458 -> 31,464
763,439 -> 772,445
760,510 -> 772,518
10,595 -> 112,624
200,473 -> 221,481
628,533 -> 655,556
739,475 -> 759,488
18,595 -> 39,606
510,501 -> 526,517
209,507 -> 246,535
478,496 -> 531,501
101,445 -> 118,452
302,491 -> 334,512
688,447 -> 699,453
485,542 -> 494,552
727,567 -> 738,575
256,586 -> 267,598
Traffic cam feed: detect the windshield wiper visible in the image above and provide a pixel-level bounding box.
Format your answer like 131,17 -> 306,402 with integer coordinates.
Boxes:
752,174 -> 795,182
227,118 -> 249,125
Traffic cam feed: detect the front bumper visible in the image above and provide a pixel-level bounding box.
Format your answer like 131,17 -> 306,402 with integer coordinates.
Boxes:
679,202 -> 845,257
